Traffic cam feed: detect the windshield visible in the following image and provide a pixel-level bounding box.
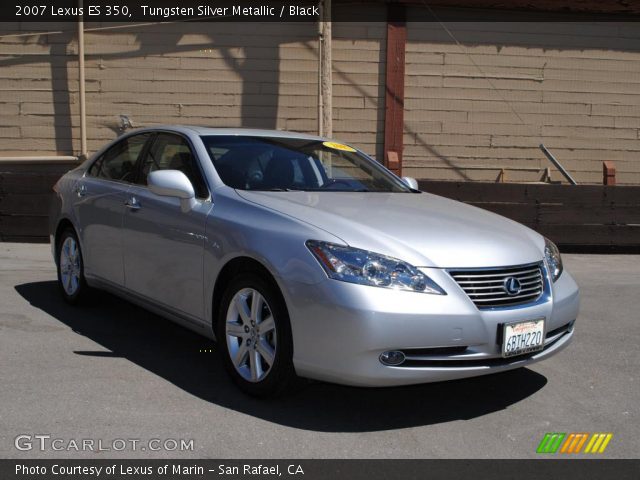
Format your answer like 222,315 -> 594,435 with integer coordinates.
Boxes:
201,135 -> 412,193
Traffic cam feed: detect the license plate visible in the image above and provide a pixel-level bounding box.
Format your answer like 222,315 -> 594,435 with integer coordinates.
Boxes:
502,318 -> 545,358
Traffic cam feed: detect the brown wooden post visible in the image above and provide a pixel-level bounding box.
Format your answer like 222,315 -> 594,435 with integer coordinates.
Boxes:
603,161 -> 616,185
318,0 -> 332,138
383,4 -> 406,176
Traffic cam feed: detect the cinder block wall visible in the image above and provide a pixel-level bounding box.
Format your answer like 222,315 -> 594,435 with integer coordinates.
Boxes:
0,19 -> 386,161
404,18 -> 640,184
1,15 -> 640,184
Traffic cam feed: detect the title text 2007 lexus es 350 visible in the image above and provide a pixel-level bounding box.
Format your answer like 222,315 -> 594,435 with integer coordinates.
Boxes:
50,126 -> 579,396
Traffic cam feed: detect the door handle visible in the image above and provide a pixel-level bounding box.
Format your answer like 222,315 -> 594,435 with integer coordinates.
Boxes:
75,184 -> 87,197
124,196 -> 141,211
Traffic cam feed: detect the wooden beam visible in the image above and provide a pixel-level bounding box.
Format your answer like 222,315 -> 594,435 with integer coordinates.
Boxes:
318,0 -> 332,138
603,161 -> 616,186
383,3 -> 406,176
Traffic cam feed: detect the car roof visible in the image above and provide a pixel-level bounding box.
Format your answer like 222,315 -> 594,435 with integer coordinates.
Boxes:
131,125 -> 327,142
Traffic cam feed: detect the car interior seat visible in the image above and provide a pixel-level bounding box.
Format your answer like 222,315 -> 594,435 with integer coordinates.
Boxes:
262,156 -> 295,190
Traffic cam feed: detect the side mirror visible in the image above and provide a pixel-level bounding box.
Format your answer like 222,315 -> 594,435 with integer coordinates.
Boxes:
148,170 -> 196,212
402,176 -> 419,190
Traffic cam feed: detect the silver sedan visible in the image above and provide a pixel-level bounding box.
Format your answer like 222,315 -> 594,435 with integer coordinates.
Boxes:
50,126 -> 580,396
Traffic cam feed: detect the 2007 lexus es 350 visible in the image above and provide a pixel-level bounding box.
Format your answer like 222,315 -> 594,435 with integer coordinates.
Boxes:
50,126 -> 579,396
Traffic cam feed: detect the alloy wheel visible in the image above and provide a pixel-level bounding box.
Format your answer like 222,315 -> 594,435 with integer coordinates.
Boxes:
59,236 -> 81,296
225,288 -> 277,383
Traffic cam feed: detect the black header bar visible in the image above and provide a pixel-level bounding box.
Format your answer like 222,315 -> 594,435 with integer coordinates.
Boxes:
3,459 -> 640,480
3,0 -> 640,23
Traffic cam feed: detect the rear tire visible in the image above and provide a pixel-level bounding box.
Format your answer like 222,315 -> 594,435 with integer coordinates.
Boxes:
216,273 -> 296,397
56,227 -> 90,304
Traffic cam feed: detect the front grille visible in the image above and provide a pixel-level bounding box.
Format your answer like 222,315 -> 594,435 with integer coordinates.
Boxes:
449,262 -> 544,309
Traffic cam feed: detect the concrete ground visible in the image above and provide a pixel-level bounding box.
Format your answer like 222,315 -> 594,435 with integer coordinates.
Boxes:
1,243 -> 638,459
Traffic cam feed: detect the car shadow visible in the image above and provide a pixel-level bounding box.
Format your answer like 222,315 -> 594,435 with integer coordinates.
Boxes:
15,281 -> 548,433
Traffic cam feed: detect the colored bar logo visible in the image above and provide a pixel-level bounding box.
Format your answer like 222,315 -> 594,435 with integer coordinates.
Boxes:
537,433 -> 613,454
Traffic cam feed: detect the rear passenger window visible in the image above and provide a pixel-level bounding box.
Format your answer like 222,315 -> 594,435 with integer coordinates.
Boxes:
88,133 -> 151,183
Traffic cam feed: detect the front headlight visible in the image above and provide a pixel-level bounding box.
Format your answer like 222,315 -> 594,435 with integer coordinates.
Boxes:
306,240 -> 446,294
544,237 -> 563,282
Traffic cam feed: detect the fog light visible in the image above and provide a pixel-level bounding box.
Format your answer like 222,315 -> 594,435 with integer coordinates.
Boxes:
380,350 -> 405,366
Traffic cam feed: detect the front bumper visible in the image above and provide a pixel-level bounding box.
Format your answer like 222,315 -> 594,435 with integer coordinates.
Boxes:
283,266 -> 580,387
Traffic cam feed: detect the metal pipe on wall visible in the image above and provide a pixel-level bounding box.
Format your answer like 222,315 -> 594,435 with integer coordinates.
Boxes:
78,0 -> 87,159
539,144 -> 578,185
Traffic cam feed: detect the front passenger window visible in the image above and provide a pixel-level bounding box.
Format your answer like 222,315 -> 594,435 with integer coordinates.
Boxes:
139,134 -> 208,199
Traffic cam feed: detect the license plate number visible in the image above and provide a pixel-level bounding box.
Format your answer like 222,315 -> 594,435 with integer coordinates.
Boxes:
502,319 -> 545,358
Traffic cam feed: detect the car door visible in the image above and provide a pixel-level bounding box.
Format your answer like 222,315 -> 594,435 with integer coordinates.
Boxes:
73,133 -> 152,286
122,132 -> 212,322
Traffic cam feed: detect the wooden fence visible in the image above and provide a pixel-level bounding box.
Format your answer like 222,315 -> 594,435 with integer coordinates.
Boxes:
0,162 -> 77,243
419,180 -> 640,251
1,162 -> 639,250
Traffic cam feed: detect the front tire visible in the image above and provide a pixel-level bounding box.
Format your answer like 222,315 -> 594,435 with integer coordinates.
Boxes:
217,273 -> 296,397
56,227 -> 89,304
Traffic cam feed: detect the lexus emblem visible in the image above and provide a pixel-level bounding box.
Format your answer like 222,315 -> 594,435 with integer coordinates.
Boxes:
503,277 -> 522,296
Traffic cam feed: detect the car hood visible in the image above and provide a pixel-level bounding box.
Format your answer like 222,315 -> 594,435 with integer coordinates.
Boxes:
235,190 -> 545,268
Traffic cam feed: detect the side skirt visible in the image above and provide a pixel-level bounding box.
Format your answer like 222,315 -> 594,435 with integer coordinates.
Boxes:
85,275 -> 215,340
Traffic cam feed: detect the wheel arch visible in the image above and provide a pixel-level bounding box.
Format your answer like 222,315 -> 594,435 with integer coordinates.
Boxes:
53,218 -> 77,264
211,256 -> 289,338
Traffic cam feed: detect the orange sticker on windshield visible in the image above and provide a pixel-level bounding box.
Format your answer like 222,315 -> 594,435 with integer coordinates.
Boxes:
323,141 -> 356,152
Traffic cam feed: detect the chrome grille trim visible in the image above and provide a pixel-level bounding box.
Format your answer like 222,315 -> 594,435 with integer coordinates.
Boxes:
451,267 -> 540,279
455,273 -> 540,284
448,262 -> 545,309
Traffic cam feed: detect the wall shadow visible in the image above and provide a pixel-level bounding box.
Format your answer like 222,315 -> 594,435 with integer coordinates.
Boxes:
5,17 -> 640,175
15,280 -> 548,433
94,25 -> 285,132
0,23 -> 290,154
48,32 -> 75,154
301,34 -> 467,178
